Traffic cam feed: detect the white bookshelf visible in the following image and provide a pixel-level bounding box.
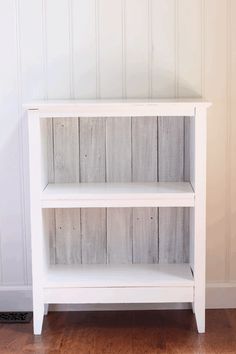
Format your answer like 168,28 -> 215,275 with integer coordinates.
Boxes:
26,99 -> 211,335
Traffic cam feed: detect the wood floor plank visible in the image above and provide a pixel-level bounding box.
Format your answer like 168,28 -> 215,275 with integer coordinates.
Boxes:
1,310 -> 236,353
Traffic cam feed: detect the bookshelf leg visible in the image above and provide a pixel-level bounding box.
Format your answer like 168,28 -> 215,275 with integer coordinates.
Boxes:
33,304 -> 44,335
44,304 -> 49,316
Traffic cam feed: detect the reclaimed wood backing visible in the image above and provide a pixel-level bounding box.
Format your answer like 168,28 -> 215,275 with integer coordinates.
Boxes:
132,117 -> 158,264
106,117 -> 132,264
158,117 -> 189,263
45,116 -> 190,265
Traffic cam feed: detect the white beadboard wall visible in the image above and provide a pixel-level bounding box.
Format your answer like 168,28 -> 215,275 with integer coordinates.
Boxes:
0,0 -> 235,309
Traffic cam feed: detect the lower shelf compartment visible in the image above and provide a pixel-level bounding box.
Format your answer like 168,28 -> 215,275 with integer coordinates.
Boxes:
43,264 -> 194,304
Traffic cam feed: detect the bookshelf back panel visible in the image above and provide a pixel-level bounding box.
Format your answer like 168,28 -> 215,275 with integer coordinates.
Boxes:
42,116 -> 191,264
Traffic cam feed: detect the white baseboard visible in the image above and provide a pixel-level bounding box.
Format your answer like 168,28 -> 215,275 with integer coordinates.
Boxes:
206,282 -> 236,309
0,283 -> 236,311
0,286 -> 32,311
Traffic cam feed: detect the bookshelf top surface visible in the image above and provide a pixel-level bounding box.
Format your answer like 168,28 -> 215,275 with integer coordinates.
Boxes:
24,99 -> 211,116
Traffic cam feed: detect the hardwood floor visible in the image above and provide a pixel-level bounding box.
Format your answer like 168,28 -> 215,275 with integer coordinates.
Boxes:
0,310 -> 236,353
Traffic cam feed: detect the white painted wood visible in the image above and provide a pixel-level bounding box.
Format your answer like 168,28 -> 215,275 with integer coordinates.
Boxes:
205,0 -> 228,282
19,0 -> 46,285
99,0 -> 123,98
192,107 -> 207,333
41,182 -> 194,208
44,304 -> 49,315
178,0 -> 202,97
72,0 -> 97,98
125,0 -> 149,97
45,263 -> 193,288
151,0 -> 176,97
28,110 -> 45,335
24,99 -> 210,116
0,0 -> 231,319
44,286 -> 193,305
45,0 -> 70,99
26,100 -> 210,334
0,0 -> 26,285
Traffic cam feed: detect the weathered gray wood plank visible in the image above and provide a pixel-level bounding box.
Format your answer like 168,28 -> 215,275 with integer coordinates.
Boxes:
43,209 -> 56,265
158,116 -> 189,263
53,118 -> 80,264
106,117 -> 132,263
159,117 -> 184,181
81,208 -> 106,264
80,117 -> 106,182
184,117 -> 190,181
55,208 -> 81,264
106,117 -> 131,182
132,117 -> 158,263
46,118 -> 54,183
132,208 -> 158,263
107,208 -> 132,264
54,118 -> 79,183
158,208 -> 189,263
80,117 -> 106,264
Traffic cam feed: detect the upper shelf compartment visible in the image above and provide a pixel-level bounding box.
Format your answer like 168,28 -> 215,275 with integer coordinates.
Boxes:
41,182 -> 194,208
24,99 -> 211,117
